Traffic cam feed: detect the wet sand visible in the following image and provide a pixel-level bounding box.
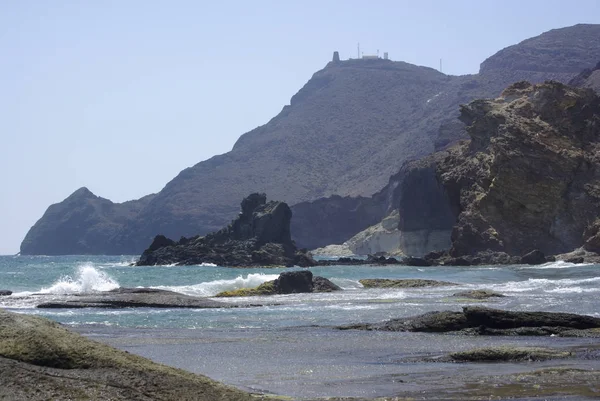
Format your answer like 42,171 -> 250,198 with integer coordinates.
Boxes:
77,325 -> 600,400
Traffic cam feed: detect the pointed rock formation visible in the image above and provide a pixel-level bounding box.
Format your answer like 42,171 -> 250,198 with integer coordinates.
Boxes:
136,193 -> 315,267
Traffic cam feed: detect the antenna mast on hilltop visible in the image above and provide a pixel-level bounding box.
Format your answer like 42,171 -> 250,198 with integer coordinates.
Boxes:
357,43 -> 360,59
440,58 -> 443,73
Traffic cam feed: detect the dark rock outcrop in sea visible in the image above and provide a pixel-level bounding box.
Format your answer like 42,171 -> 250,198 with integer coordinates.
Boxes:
520,250 -> 547,265
36,288 -> 232,309
215,270 -> 340,297
22,25 -> 600,255
0,309 -> 263,400
0,290 -> 11,296
136,193 -> 315,267
273,270 -> 313,294
340,306 -> 600,336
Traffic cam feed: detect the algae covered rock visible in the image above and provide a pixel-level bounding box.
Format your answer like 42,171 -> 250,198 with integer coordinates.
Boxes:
450,346 -> 571,362
215,281 -> 276,297
359,278 -> 456,288
453,289 -> 506,299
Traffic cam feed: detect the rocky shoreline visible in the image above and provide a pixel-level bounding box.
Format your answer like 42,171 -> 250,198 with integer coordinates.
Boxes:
0,308 -> 270,401
5,304 -> 600,400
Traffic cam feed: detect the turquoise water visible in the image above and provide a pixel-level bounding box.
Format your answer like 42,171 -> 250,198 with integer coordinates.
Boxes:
1,255 -> 599,329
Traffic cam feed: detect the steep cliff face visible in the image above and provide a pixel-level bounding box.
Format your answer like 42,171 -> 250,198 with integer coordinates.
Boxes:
315,80 -> 600,258
21,25 -> 600,255
20,188 -> 155,255
440,81 -> 600,257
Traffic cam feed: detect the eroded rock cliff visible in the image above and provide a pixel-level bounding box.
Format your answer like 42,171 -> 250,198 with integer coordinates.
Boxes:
445,81 -> 600,257
397,81 -> 600,260
317,80 -> 600,261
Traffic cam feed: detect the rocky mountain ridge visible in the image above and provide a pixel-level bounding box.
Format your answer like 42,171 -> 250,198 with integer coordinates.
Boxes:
20,24 -> 600,255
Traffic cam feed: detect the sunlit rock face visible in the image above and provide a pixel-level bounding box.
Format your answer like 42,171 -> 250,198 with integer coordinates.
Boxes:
413,81 -> 600,257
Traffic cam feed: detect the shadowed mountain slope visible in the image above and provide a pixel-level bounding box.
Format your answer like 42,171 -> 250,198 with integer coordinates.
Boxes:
569,61 -> 600,94
20,188 -> 155,255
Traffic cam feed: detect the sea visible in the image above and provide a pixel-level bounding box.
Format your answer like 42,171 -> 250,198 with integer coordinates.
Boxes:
1,255 -> 600,399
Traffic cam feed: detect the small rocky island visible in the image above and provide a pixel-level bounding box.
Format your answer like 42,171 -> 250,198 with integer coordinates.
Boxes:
137,193 -> 315,267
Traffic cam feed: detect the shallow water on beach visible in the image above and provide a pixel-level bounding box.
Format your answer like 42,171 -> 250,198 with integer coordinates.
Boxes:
2,255 -> 600,399
78,325 -> 600,399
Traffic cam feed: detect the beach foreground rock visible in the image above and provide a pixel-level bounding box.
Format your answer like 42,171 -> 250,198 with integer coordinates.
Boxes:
136,193 -> 315,267
0,309 -> 266,401
340,306 -> 600,335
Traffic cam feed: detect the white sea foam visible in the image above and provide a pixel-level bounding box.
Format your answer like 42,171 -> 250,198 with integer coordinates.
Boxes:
39,263 -> 120,294
154,273 -> 280,297
330,278 -> 363,289
517,260 -> 595,269
490,276 -> 600,293
157,262 -> 217,267
109,258 -> 137,267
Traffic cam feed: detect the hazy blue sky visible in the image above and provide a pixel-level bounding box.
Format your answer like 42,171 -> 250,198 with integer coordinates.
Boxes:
1,1 -> 599,255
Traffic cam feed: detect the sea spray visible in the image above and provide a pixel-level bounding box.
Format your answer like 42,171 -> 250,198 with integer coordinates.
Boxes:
40,263 -> 120,294
154,273 -> 280,297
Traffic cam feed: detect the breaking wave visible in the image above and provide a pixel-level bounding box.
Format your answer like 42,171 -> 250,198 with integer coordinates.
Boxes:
39,263 -> 120,294
154,273 -> 280,297
517,260 -> 595,269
